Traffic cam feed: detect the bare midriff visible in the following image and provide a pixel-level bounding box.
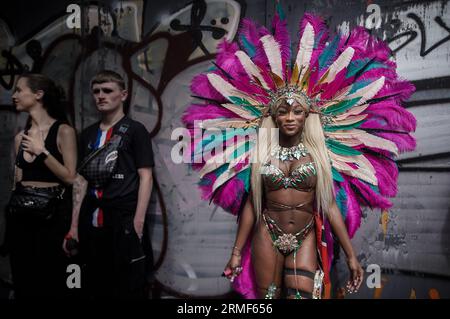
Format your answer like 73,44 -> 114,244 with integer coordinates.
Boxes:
264,187 -> 315,234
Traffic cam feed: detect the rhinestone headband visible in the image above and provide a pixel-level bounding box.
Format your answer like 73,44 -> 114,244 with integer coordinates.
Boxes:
268,85 -> 316,111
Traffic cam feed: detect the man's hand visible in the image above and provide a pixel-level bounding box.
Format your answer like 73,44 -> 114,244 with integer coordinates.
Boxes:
63,226 -> 79,257
133,218 -> 144,240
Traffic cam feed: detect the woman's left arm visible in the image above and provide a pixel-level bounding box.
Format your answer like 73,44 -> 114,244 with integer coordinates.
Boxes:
44,124 -> 77,184
327,199 -> 364,293
45,124 -> 77,184
53,124 -> 78,184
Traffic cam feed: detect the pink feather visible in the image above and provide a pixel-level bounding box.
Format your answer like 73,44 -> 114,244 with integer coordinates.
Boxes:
182,104 -> 236,126
232,236 -> 257,298
272,12 -> 291,80
364,101 -> 417,132
342,179 -> 362,238
350,177 -> 393,210
190,73 -> 224,101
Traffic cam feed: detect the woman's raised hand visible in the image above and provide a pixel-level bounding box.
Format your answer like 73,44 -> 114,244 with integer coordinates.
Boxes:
20,131 -> 45,156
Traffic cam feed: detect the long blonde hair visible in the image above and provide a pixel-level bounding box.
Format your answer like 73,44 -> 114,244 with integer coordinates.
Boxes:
250,99 -> 334,223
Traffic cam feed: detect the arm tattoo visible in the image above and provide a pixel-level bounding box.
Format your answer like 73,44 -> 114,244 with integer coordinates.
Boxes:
72,174 -> 88,212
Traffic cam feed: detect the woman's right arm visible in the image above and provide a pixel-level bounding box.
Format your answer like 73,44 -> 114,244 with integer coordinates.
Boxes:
232,195 -> 255,253
224,195 -> 255,279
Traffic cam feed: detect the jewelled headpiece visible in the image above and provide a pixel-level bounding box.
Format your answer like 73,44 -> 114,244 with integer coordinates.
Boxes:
268,85 -> 316,111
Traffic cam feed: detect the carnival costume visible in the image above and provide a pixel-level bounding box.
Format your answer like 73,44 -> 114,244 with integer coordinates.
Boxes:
182,4 -> 416,298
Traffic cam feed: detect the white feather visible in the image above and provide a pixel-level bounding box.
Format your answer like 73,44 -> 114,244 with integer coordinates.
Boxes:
221,103 -> 258,120
333,114 -> 368,124
207,73 -> 259,105
199,139 -> 249,178
260,34 -> 283,78
295,23 -> 314,82
322,47 -> 355,84
328,129 -> 398,155
345,76 -> 385,104
235,50 -> 270,90
330,152 -> 377,185
334,104 -> 370,120
199,118 -> 254,129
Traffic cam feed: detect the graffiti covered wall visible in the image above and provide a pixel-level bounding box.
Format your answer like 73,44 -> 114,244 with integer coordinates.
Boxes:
278,0 -> 450,299
0,0 -> 449,298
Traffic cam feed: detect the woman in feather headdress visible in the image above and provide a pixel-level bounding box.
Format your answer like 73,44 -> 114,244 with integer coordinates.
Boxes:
183,3 -> 416,299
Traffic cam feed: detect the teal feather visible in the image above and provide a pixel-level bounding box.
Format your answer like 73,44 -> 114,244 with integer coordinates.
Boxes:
195,132 -> 221,155
240,35 -> 256,58
243,105 -> 262,117
214,163 -> 229,178
200,128 -> 254,153
229,96 -> 262,117
335,186 -> 348,219
346,59 -> 388,79
318,36 -> 340,70
324,118 -> 365,132
326,139 -> 362,156
237,168 -> 251,192
198,178 -> 211,186
229,96 -> 251,106
332,167 -> 344,182
349,79 -> 373,94
276,2 -> 286,20
314,29 -> 326,49
199,164 -> 229,186
323,97 -> 361,115
229,141 -> 253,161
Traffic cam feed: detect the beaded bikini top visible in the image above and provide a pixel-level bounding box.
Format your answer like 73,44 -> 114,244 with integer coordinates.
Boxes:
261,143 -> 317,192
261,161 -> 317,192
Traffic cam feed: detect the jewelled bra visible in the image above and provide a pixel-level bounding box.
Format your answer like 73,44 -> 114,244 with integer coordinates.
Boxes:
261,161 -> 317,192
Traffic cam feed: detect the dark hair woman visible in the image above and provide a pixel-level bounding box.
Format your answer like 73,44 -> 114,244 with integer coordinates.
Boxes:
6,73 -> 77,299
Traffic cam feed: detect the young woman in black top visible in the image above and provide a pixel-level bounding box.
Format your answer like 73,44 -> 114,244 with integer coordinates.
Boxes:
7,73 -> 77,298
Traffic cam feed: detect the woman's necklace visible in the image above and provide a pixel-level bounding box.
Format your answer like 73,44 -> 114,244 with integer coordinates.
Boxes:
271,142 -> 309,161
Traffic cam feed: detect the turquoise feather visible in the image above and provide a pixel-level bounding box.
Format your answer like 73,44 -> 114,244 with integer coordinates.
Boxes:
229,96 -> 262,117
229,141 -> 253,161
276,2 -> 286,20
326,139 -> 362,156
318,35 -> 340,70
349,79 -> 373,94
237,168 -> 251,192
332,167 -> 344,182
324,118 -> 365,132
323,97 -> 361,115
200,128 -> 254,153
214,163 -> 229,178
335,186 -> 348,219
240,35 -> 256,58
346,59 -> 388,79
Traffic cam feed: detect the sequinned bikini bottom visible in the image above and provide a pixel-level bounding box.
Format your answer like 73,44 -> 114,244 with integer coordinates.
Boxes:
262,211 -> 315,256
